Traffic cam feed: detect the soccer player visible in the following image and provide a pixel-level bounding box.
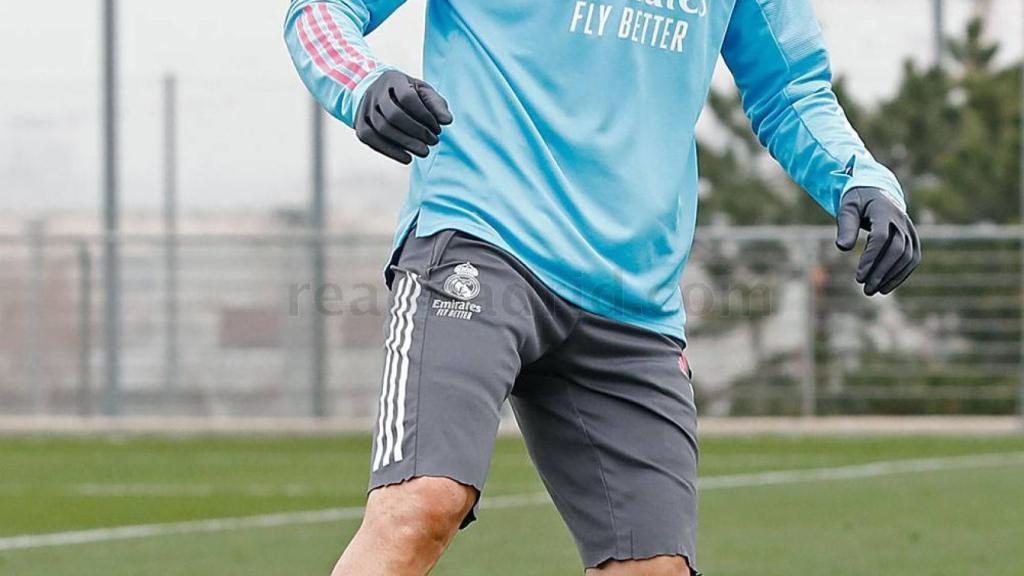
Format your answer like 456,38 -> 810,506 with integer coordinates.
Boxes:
285,0 -> 921,574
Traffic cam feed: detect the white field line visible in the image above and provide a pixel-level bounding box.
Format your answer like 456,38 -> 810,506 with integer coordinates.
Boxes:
68,483 -> 325,498
2,452 -> 1022,552
0,493 -> 551,553
699,451 -> 1024,489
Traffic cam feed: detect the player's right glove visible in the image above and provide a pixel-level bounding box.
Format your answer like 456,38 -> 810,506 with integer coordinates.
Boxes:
354,70 -> 453,165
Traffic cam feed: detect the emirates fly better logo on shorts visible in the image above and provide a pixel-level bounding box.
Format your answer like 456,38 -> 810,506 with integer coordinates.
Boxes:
434,262 -> 483,321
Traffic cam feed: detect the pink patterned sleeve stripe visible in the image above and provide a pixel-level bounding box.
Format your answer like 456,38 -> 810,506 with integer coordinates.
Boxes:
296,13 -> 358,90
304,6 -> 371,80
297,4 -> 372,91
316,3 -> 378,72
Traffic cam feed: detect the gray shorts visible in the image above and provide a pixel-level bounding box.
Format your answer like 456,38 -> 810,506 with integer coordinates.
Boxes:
369,229 -> 699,573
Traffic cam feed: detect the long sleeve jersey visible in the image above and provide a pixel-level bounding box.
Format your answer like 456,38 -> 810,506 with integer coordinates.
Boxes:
285,0 -> 906,341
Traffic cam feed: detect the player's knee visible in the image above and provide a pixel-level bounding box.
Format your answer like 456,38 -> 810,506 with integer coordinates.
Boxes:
397,477 -> 475,538
363,476 -> 476,548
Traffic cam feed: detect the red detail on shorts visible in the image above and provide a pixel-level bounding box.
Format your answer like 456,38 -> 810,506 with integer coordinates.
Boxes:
678,354 -> 690,377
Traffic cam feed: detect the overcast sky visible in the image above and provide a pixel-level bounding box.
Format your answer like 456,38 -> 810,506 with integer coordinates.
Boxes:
1,0 -> 1021,222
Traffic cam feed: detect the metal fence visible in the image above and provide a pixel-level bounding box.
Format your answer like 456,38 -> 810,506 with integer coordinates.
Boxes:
0,226 -> 1022,419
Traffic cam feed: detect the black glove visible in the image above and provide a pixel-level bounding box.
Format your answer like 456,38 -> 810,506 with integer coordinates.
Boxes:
835,187 -> 922,296
354,70 -> 453,165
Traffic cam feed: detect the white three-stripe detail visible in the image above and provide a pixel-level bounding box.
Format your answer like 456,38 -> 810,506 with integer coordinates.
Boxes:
373,275 -> 408,471
392,276 -> 421,463
373,272 -> 420,471
381,277 -> 413,467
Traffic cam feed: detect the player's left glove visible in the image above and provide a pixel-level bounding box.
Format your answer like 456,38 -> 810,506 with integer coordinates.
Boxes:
835,187 -> 922,296
354,70 -> 453,165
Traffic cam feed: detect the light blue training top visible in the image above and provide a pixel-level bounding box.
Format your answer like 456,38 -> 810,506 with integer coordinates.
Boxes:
285,0 -> 906,341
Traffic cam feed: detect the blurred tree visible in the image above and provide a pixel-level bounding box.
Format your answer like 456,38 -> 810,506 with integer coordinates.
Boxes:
694,17 -> 1023,415
698,17 -> 1022,226
866,18 -> 1022,224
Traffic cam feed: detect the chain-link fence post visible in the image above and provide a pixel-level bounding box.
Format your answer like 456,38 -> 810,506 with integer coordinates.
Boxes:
78,243 -> 93,416
932,0 -> 945,67
163,74 -> 180,394
801,233 -> 819,417
27,220 -> 47,414
310,100 -> 328,418
1018,0 -> 1024,427
1019,231 -> 1024,424
101,0 -> 122,417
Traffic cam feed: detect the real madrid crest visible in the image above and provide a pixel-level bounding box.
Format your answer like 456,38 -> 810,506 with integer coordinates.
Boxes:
443,262 -> 481,301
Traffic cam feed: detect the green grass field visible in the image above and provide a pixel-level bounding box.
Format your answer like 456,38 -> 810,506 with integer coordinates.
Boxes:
1,434 -> 1023,576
